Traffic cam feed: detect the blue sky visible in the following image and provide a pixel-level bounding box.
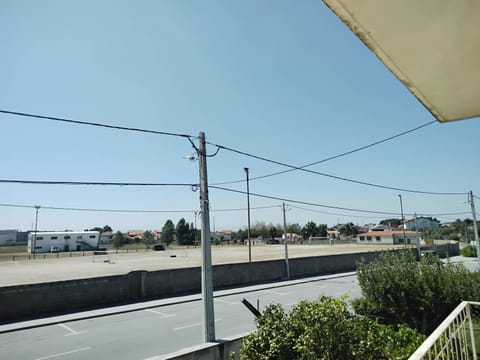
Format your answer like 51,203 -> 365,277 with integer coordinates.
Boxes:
1,0 -> 479,232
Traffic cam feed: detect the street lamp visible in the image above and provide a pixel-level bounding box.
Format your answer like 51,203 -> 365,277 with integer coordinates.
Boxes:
244,167 -> 252,263
398,195 -> 406,247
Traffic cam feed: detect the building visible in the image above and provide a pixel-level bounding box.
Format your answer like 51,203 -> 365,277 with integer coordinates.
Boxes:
0,230 -> 29,245
28,231 -> 100,253
403,217 -> 440,231
357,230 -> 418,245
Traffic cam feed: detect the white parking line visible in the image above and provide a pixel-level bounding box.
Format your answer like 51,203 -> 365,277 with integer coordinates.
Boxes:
173,319 -> 222,331
214,298 -> 238,305
145,309 -> 176,318
34,347 -> 91,360
265,290 -> 289,296
57,323 -> 88,336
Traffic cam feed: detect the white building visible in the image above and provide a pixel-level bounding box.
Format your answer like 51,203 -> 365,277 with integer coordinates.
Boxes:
28,231 -> 100,253
357,230 -> 418,245
403,217 -> 440,231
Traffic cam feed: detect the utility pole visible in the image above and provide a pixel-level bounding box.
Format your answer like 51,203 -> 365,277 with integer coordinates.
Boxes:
398,195 -> 406,247
244,167 -> 252,263
33,205 -> 40,258
282,203 -> 290,279
414,213 -> 421,258
468,191 -> 480,268
198,132 -> 215,342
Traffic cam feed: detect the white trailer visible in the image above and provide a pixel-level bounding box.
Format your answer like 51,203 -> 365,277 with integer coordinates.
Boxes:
27,231 -> 100,253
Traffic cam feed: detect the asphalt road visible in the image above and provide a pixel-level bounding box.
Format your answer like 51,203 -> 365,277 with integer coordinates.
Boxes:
0,272 -> 360,360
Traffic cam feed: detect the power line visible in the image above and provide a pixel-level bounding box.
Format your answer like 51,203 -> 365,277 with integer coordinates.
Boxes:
0,179 -> 197,187
210,185 -> 401,216
0,109 -> 194,139
208,143 -> 466,197
213,120 -> 436,185
0,202 -> 278,214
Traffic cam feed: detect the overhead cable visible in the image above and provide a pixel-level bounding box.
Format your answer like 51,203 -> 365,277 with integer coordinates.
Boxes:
0,179 -> 197,187
213,120 -> 436,185
0,109 -> 194,139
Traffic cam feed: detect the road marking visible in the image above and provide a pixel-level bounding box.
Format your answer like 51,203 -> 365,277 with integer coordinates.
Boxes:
34,347 -> 91,360
145,309 -> 176,318
57,323 -> 87,336
173,319 -> 222,331
214,298 -> 238,305
265,290 -> 289,296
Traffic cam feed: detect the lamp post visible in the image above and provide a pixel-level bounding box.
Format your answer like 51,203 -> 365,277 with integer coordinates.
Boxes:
398,195 -> 406,247
468,191 -> 480,268
244,167 -> 252,263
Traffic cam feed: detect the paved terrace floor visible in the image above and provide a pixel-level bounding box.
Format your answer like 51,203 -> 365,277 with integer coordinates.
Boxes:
0,244 -> 403,286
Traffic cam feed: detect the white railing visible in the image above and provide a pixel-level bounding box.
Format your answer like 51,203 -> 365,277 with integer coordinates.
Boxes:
409,301 -> 480,360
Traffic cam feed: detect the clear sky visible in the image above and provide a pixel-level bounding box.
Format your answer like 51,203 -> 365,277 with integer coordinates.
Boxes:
1,1 -> 479,233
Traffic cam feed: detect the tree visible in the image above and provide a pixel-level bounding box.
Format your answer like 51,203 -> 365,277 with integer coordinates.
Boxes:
175,218 -> 190,245
302,221 -> 318,239
339,222 -> 358,237
238,296 -> 424,360
102,225 -> 113,232
161,220 -> 175,246
142,230 -> 154,249
379,218 -> 402,228
111,231 -> 125,250
317,223 -> 328,237
268,226 -> 279,242
286,223 -> 302,236
353,251 -> 480,334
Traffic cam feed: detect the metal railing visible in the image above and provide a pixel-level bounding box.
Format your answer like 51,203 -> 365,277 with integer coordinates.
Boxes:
409,301 -> 480,360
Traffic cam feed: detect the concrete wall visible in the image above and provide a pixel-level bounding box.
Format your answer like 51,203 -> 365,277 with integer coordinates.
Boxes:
0,249 -> 422,323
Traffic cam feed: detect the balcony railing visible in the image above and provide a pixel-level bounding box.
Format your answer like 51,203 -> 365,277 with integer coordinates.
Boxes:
409,301 -> 480,360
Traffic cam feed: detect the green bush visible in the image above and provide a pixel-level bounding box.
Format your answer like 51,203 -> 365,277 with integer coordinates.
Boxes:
353,251 -> 480,334
461,245 -> 477,257
238,296 -> 424,360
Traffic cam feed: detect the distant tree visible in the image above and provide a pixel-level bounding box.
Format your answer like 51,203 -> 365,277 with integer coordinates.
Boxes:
176,218 -> 190,245
269,226 -> 279,241
317,224 -> 328,237
339,222 -> 358,237
89,227 -> 103,232
286,223 -> 302,235
302,221 -> 318,239
142,230 -> 154,249
161,220 -> 175,246
379,218 -> 401,228
103,225 -> 113,232
111,231 -> 126,250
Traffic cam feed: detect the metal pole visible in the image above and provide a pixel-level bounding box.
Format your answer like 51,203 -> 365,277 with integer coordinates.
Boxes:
468,191 -> 480,267
244,167 -> 252,263
33,205 -> 40,257
199,132 -> 215,342
398,194 -> 406,247
414,213 -> 421,258
282,203 -> 290,279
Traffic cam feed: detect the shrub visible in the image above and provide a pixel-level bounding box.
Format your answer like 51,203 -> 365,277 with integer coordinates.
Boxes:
353,251 -> 480,334
460,245 -> 477,257
238,296 -> 424,360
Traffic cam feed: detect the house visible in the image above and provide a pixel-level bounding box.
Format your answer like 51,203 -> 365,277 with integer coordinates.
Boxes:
403,217 -> 440,231
357,230 -> 418,245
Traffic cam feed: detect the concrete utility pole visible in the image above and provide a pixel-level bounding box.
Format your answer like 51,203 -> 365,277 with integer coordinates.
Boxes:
198,132 -> 215,342
244,167 -> 252,263
398,194 -> 407,246
468,191 -> 480,268
282,203 -> 290,279
33,205 -> 40,257
414,213 -> 421,258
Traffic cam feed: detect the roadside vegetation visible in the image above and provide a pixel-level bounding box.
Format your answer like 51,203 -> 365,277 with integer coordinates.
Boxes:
238,250 -> 480,359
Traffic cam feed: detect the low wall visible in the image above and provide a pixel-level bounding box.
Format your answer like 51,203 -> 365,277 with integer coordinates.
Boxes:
0,249 -> 418,323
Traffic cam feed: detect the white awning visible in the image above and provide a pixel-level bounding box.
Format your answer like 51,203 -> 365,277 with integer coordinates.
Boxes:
323,0 -> 480,122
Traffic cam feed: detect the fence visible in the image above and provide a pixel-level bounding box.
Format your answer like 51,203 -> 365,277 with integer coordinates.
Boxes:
409,301 -> 480,360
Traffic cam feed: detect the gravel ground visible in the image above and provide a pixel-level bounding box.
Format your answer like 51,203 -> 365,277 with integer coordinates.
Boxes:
0,244 -> 402,286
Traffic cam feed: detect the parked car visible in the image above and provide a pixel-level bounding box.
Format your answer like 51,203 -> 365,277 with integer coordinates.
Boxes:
153,244 -> 165,251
